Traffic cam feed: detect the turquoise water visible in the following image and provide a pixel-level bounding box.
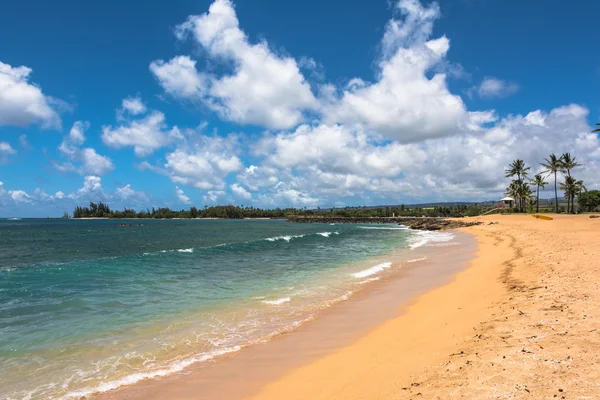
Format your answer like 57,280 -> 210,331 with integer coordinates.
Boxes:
0,219 -> 438,399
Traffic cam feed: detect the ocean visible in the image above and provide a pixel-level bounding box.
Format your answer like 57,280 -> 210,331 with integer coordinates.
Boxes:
0,219 -> 455,399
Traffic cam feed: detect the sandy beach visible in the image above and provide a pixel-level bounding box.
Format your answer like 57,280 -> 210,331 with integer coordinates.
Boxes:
250,214 -> 600,399
91,214 -> 600,400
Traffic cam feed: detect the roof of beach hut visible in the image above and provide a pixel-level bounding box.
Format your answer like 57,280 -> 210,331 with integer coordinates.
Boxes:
500,196 -> 515,201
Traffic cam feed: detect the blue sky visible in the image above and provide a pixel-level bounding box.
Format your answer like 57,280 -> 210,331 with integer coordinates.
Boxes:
1,0 -> 599,217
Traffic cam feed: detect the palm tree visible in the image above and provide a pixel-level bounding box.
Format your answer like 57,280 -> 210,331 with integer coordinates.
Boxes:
561,153 -> 582,213
505,160 -> 530,212
593,123 -> 600,133
560,176 -> 586,213
506,179 -> 533,213
505,159 -> 530,182
531,174 -> 548,213
541,154 -> 564,213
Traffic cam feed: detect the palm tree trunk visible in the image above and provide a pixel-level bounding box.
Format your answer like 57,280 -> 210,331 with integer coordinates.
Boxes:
536,185 -> 540,213
554,173 -> 558,213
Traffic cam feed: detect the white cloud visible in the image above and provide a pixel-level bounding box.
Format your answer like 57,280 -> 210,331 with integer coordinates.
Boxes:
152,0 -> 317,129
176,186 -> 192,204
236,103 -> 600,208
0,142 -> 16,163
150,56 -> 208,100
203,190 -> 225,203
56,121 -> 114,175
230,183 -> 251,200
80,148 -> 115,175
69,175 -> 108,201
9,189 -> 33,203
319,0 -> 476,142
102,110 -> 182,156
472,77 -> 519,99
158,135 -> 243,190
121,96 -> 147,115
0,61 -> 62,129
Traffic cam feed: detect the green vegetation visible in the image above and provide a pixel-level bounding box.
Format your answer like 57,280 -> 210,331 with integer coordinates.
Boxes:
505,159 -> 531,212
72,202 -> 492,219
506,151 -> 590,214
577,190 -> 600,212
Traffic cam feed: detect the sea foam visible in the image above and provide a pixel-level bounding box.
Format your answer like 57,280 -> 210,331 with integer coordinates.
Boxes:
59,346 -> 241,400
351,262 -> 392,278
409,231 -> 455,249
264,234 -> 305,242
262,297 -> 291,305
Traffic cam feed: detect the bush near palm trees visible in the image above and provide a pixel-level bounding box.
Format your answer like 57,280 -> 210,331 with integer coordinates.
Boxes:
505,159 -> 530,212
578,190 -> 600,211
559,176 -> 585,213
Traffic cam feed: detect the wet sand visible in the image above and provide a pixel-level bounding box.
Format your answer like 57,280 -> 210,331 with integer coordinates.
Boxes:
97,214 -> 600,399
251,214 -> 600,399
95,232 -> 476,400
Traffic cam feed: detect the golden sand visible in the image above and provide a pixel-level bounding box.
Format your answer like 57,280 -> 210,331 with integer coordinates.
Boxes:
96,214 -> 600,399
250,214 -> 600,399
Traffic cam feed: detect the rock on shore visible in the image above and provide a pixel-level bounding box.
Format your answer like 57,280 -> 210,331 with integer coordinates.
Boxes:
286,216 -> 482,231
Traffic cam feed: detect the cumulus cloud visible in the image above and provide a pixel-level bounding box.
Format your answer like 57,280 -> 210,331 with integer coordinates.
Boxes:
149,134 -> 243,190
150,56 -> 208,100
176,186 -> 192,204
203,190 -> 225,204
152,0 -> 317,129
319,0 -> 478,142
0,142 -> 16,163
55,121 -> 115,175
471,77 -> 520,99
0,61 -> 62,129
244,104 -> 599,207
121,96 -> 147,115
102,110 -> 183,156
230,183 -> 251,200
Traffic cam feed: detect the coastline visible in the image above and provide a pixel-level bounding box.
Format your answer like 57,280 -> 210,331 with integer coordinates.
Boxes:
75,214 -> 600,399
252,214 -> 600,399
93,229 -> 476,400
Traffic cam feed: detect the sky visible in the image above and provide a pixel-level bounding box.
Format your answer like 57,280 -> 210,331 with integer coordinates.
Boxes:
1,0 -> 599,217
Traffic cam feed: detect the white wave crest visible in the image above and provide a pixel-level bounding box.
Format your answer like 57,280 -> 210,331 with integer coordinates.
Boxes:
406,257 -> 428,263
177,248 -> 194,253
264,234 -> 305,242
409,231 -> 455,249
317,231 -> 336,237
262,297 -> 291,305
59,346 -> 241,400
351,262 -> 392,278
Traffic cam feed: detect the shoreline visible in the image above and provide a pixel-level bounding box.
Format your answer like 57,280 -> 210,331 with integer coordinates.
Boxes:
93,230 -> 476,400
252,214 -> 600,399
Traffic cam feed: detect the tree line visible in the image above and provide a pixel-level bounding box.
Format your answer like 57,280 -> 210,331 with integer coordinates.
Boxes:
72,202 -> 492,219
505,152 -> 599,213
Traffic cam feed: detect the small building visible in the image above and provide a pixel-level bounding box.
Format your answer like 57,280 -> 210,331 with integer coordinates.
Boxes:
500,196 -> 515,209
